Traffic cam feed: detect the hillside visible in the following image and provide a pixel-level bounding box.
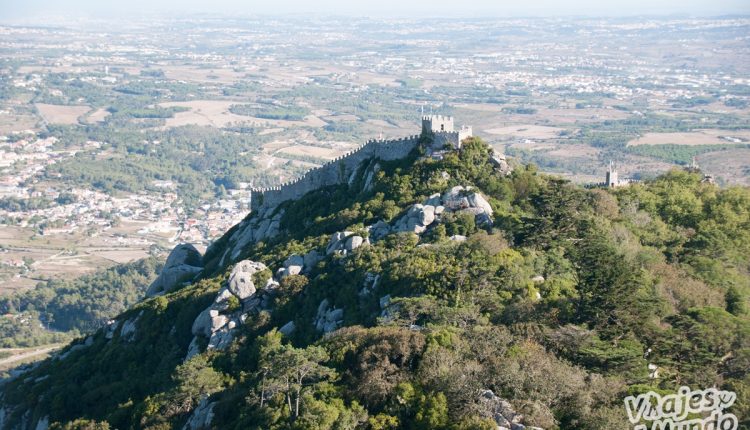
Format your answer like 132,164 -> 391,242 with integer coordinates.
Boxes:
0,134 -> 748,430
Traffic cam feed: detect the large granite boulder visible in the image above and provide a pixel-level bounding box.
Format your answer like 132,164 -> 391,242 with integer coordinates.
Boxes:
228,260 -> 267,300
191,309 -> 229,338
490,150 -> 513,176
441,185 -> 493,225
146,244 -> 203,297
345,235 -> 365,252
277,254 -> 304,279
326,231 -> 366,255
326,231 -> 353,254
394,204 -> 437,234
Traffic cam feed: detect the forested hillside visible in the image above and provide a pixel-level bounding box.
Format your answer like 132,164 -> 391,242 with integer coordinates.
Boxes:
0,258 -> 161,348
1,138 -> 747,430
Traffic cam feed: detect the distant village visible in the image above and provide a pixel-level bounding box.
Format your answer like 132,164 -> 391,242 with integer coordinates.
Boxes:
0,133 -> 251,245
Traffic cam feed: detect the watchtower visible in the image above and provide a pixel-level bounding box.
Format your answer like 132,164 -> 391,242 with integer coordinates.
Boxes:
421,115 -> 472,150
606,160 -> 619,187
422,115 -> 455,134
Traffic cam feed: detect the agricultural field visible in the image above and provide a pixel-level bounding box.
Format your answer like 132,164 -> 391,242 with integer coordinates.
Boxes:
627,130 -> 750,146
34,104 -> 90,125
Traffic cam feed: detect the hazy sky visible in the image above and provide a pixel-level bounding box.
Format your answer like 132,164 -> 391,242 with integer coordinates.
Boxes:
1,0 -> 749,21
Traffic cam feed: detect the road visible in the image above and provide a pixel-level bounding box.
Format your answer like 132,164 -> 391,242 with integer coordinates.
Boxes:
0,345 -> 61,368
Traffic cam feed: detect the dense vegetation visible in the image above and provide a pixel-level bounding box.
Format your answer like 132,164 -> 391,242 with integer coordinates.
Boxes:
0,257 -> 161,347
2,138 -> 748,429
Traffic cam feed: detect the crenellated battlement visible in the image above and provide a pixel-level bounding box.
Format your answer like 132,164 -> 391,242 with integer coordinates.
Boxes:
249,117 -> 472,212
250,134 -> 421,211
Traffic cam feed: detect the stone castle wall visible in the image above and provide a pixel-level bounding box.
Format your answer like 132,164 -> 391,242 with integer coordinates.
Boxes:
250,135 -> 420,211
431,128 -> 473,149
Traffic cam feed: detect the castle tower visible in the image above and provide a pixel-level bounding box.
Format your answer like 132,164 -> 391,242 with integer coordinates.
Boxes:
421,115 -> 471,150
422,115 -> 455,135
606,160 -> 618,187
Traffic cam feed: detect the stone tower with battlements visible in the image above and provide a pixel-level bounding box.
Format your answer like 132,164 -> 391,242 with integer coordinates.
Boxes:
422,115 -> 472,150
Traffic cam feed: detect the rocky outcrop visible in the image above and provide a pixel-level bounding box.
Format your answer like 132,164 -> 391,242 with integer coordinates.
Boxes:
187,259 -> 278,359
314,299 -> 343,333
442,186 -> 492,214
104,319 -> 120,339
441,185 -> 493,225
359,272 -> 381,296
226,209 -> 284,262
390,186 -> 493,236
490,150 -> 513,176
367,220 -> 391,241
479,390 -> 543,430
185,336 -> 201,361
326,231 -> 367,255
276,254 -> 303,279
146,244 -> 203,297
303,249 -> 323,272
393,203 -> 437,234
119,311 -> 143,342
182,397 -> 215,430
34,416 -> 48,430
279,320 -> 296,336
363,162 -> 381,192
227,260 -> 267,300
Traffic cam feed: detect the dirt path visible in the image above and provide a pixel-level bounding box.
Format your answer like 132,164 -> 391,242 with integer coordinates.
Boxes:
0,346 -> 60,367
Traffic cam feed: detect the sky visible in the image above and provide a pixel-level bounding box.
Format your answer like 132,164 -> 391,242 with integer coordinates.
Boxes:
1,0 -> 749,21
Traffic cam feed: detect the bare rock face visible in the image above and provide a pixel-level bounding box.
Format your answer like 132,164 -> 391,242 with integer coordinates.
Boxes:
326,231 -> 353,255
207,326 -> 234,350
345,235 -> 365,252
479,390 -> 543,430
187,259 -> 278,359
34,416 -> 48,430
303,250 -> 323,272
279,321 -> 296,336
441,186 -> 472,210
209,311 -> 229,333
394,204 -> 436,234
363,162 -> 381,192
104,319 -> 120,340
277,254 -> 304,279
185,336 -> 201,361
313,299 -> 344,333
119,311 -> 143,342
146,244 -> 203,297
284,255 -> 304,275
490,150 -> 513,176
182,397 -> 215,430
191,309 -> 213,338
367,220 -> 391,241
228,260 -> 267,300
228,209 -> 285,261
442,185 -> 493,225
326,231 -> 367,255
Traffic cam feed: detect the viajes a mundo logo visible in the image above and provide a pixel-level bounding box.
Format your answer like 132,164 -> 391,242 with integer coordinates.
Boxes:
624,386 -> 738,430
